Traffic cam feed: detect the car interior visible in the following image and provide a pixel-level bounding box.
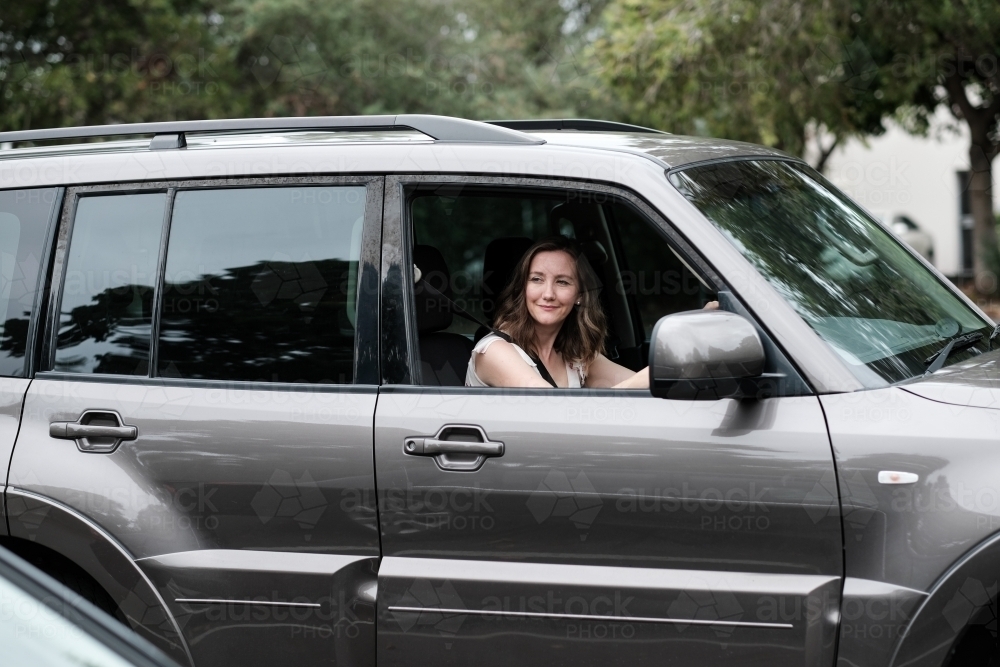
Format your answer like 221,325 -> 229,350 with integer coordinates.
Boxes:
407,185 -> 717,386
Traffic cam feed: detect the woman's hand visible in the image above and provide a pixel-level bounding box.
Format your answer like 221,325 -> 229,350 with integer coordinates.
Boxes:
703,300 -> 720,310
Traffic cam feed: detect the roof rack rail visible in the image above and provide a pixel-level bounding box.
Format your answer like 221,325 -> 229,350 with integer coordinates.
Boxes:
486,119 -> 666,134
0,114 -> 545,150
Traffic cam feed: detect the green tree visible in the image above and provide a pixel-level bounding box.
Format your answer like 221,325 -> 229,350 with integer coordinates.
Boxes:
1,0 -> 612,131
591,0 -> 897,170
0,0 -> 247,129
850,1 -> 1000,285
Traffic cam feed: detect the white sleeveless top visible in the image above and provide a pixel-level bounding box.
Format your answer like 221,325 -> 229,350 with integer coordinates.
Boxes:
465,333 -> 586,388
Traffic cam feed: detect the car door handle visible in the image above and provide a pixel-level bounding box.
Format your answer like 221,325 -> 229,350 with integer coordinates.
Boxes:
49,410 -> 137,453
50,423 -> 138,440
403,425 -> 504,472
404,438 -> 503,456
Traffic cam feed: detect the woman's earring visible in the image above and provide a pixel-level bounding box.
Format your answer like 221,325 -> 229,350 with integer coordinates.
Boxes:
575,300 -> 581,306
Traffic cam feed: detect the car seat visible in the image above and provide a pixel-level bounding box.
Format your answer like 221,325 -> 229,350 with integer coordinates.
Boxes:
474,236 -> 534,343
413,244 -> 475,386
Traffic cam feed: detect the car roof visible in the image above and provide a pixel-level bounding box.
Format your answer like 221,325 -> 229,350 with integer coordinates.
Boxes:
521,130 -> 790,170
0,115 -> 797,188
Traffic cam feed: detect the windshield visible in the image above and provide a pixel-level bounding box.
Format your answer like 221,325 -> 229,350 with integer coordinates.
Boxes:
669,159 -> 993,386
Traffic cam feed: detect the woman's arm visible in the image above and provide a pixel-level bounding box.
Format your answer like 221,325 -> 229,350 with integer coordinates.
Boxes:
585,301 -> 719,390
585,354 -> 649,389
474,340 -> 554,388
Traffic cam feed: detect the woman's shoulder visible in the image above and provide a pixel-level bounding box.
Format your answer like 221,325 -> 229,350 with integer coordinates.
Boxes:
472,333 -> 536,367
471,332 -> 506,354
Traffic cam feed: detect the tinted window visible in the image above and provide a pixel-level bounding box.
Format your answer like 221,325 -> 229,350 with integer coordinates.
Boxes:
157,187 -> 366,383
0,188 -> 58,377
411,192 -> 557,335
612,202 -> 713,340
55,193 -> 165,375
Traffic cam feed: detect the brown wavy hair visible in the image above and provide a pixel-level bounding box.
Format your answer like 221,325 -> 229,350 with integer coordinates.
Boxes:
492,236 -> 606,367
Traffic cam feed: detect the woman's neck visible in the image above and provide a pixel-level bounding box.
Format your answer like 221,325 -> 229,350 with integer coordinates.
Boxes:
532,323 -> 562,361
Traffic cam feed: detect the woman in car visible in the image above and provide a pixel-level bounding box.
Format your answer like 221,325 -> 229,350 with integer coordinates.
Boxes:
466,236 -> 716,389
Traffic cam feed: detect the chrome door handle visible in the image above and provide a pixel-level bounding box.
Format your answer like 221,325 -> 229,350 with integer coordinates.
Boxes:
403,425 -> 504,472
49,410 -> 137,453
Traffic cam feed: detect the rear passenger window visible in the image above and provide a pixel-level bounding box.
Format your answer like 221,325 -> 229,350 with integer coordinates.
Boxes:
55,193 -> 166,375
157,186 -> 365,384
0,188 -> 59,377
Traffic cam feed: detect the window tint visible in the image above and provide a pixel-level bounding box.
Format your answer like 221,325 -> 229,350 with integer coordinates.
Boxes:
612,203 -> 713,340
55,193 -> 165,375
0,188 -> 58,377
411,193 -> 556,336
157,186 -> 366,383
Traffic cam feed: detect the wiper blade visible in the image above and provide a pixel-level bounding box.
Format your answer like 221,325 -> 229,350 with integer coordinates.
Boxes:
923,331 -> 984,375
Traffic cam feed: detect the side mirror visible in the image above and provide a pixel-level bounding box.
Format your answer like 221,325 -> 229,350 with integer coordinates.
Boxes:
649,310 -> 775,400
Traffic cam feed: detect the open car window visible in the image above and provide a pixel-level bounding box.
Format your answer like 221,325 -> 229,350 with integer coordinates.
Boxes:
406,184 -> 717,386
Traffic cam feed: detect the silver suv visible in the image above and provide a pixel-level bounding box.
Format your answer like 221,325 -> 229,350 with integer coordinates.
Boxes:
0,115 -> 996,667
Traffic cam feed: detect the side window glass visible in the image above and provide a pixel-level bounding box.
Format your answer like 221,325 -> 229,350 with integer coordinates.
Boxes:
158,186 -> 366,384
612,202 -> 714,341
0,188 -> 58,377
55,193 -> 165,375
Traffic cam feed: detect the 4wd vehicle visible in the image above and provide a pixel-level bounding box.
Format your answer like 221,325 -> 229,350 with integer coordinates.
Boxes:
0,115 -> 996,667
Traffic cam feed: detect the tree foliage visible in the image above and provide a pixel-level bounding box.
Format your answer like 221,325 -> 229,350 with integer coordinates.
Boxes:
591,0 -> 898,169
0,0 -> 612,129
848,0 -> 1000,280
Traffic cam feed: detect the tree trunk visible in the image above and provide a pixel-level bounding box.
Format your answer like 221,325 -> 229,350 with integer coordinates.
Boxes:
969,139 -> 998,294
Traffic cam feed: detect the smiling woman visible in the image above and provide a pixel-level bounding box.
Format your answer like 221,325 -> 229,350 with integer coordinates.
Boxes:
467,236 -> 711,389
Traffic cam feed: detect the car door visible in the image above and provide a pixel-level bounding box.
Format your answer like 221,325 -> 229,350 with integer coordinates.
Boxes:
0,187 -> 61,533
7,178 -> 383,667
373,175 -> 843,667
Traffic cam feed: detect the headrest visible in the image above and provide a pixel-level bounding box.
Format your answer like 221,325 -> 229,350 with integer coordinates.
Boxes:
413,244 -> 453,333
548,203 -> 609,267
482,236 -> 533,322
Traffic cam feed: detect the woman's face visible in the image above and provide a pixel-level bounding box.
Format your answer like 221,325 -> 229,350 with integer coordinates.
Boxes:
524,250 -> 580,329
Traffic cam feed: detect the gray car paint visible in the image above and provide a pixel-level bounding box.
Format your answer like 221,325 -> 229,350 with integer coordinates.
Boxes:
375,388 -> 843,667
6,175 -> 386,666
0,377 -> 31,535
374,173 -> 843,667
820,376 -> 1000,666
0,119 -> 996,667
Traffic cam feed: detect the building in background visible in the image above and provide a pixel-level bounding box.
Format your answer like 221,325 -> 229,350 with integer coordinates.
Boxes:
823,108 -> 999,279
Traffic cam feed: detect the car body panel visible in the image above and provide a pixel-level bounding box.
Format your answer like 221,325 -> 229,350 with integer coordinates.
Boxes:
899,347 -> 1000,410
820,385 -> 1000,665
5,487 -> 193,666
0,377 -> 31,535
9,376 -> 380,665
888,531 -> 1000,667
374,387 -> 843,667
137,549 -> 378,667
378,555 -> 840,667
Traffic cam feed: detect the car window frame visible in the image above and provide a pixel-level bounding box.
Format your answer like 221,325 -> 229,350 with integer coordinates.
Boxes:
38,176 -> 383,387
381,173 -> 812,396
